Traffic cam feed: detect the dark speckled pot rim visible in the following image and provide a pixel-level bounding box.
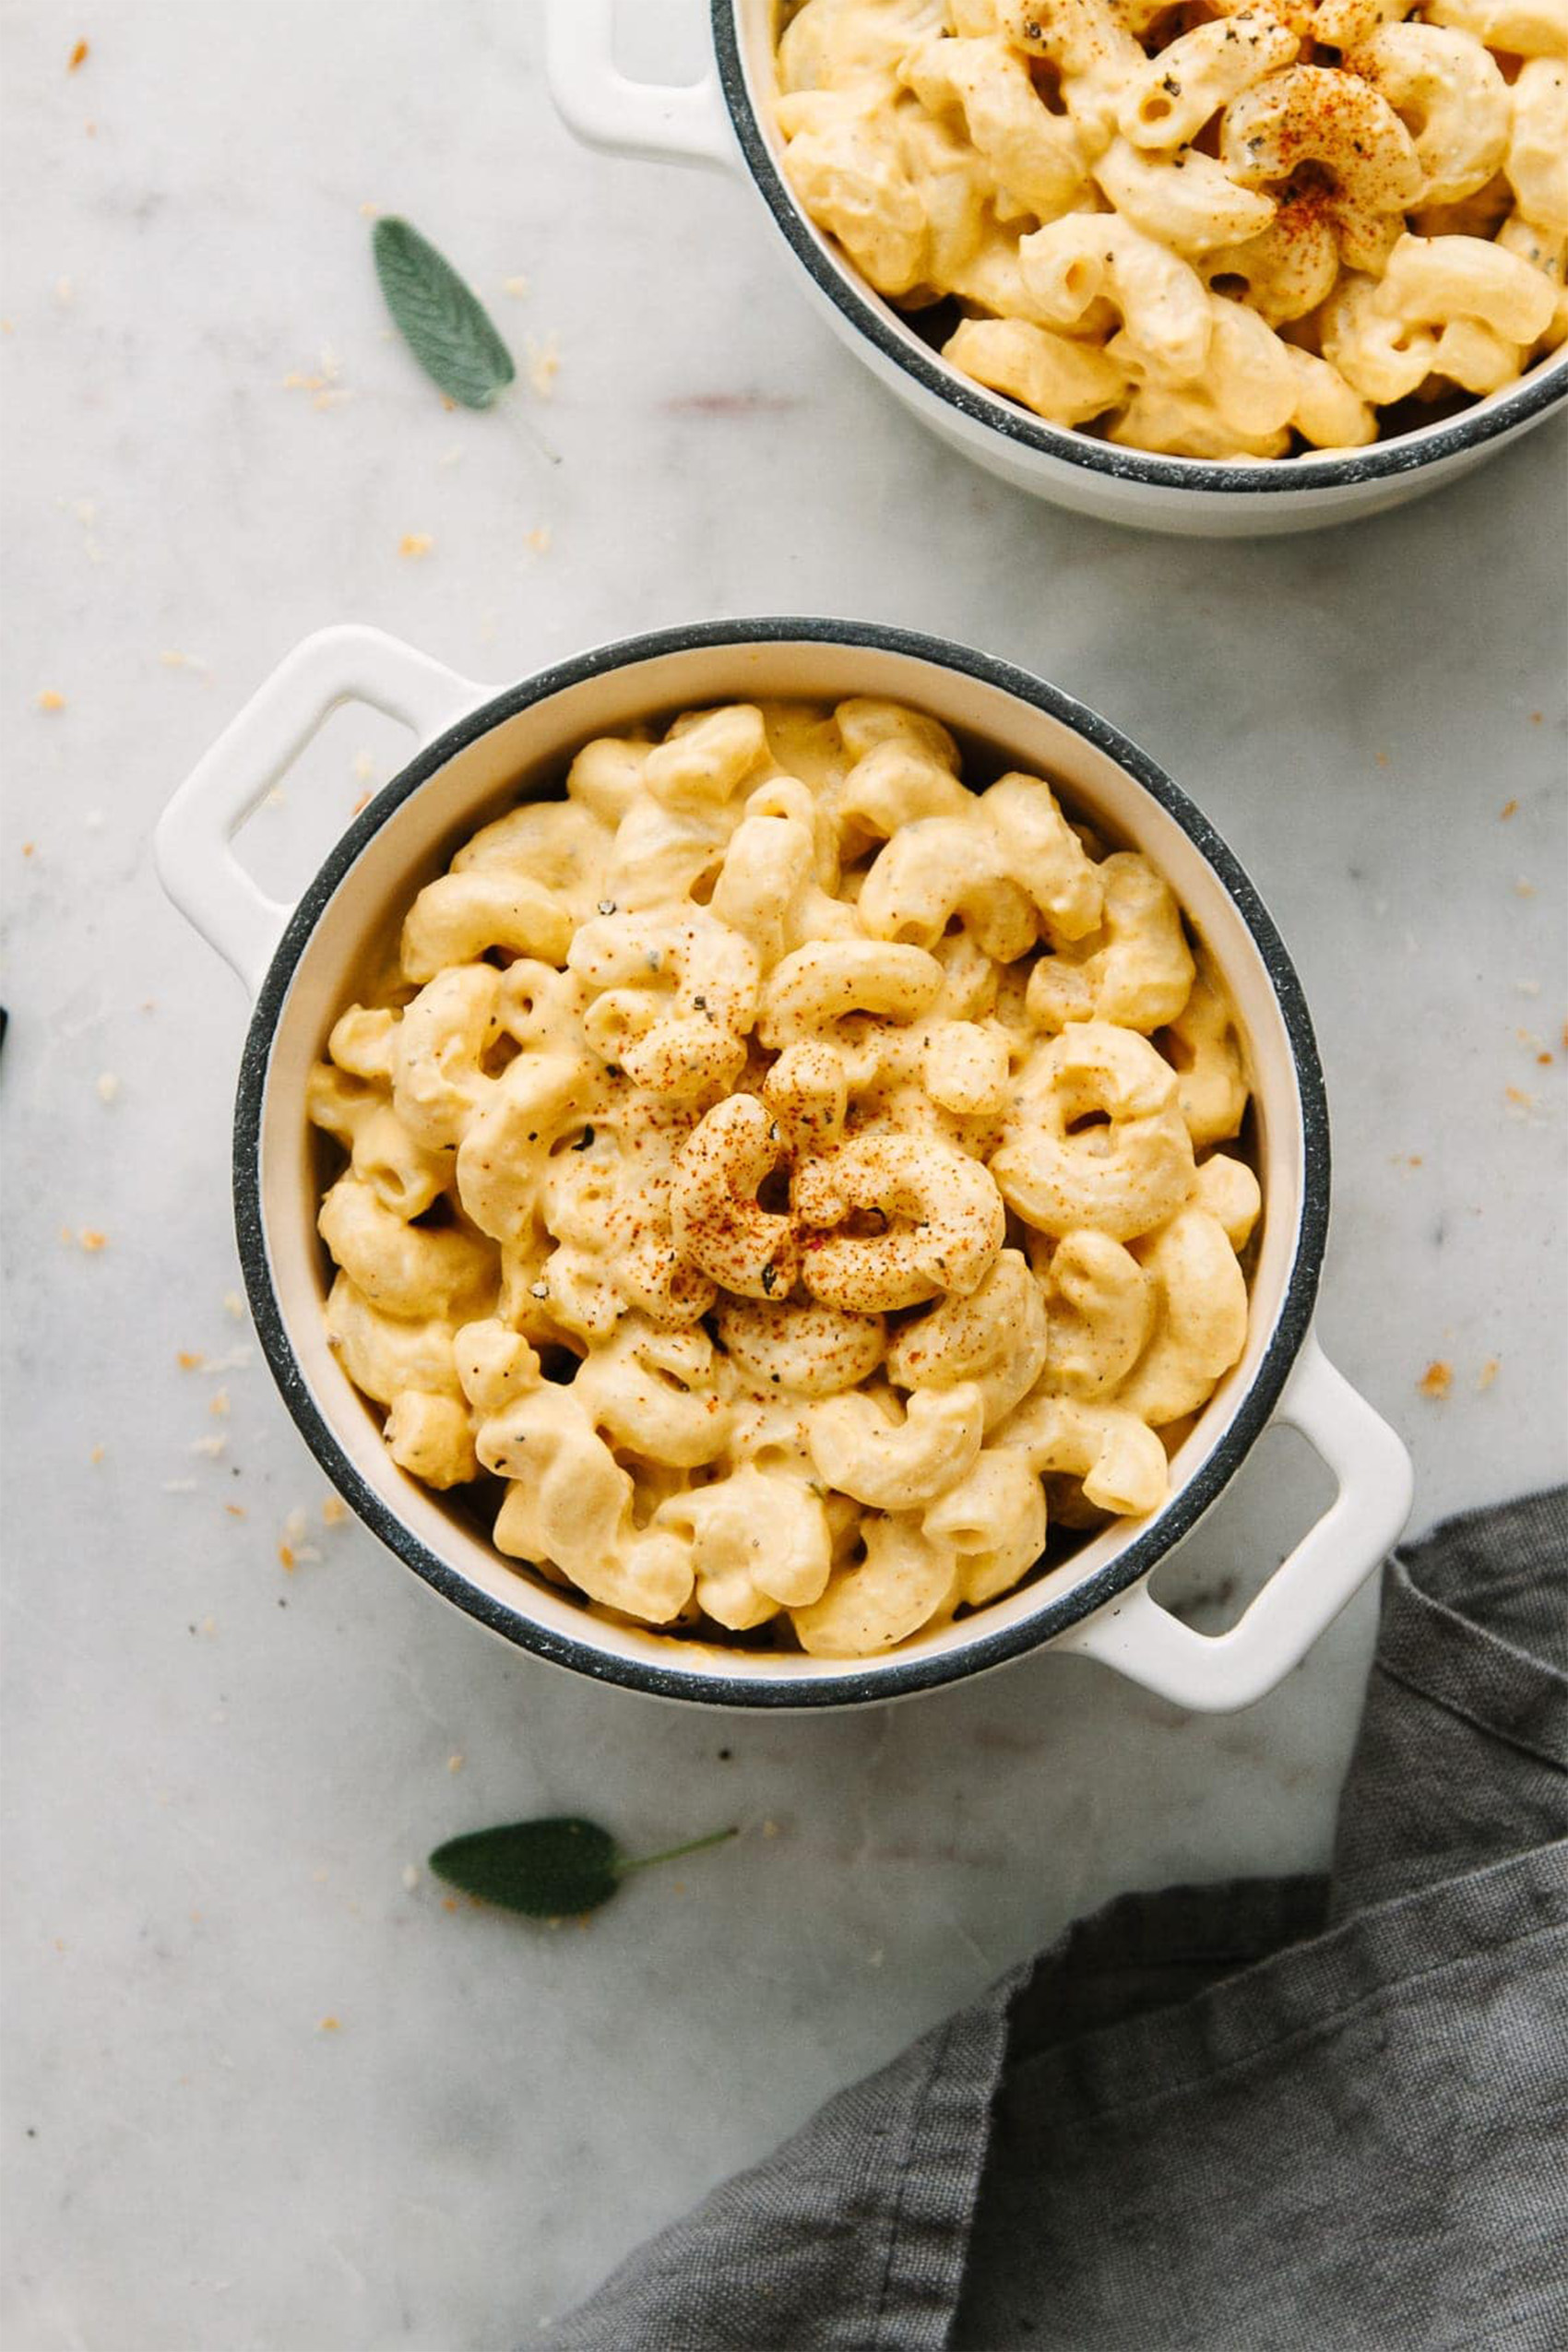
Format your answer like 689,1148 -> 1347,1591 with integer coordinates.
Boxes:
713,3 -> 1568,501
234,618 -> 1330,1709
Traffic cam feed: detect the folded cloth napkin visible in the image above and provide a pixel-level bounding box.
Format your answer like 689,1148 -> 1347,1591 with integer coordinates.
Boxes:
548,1490 -> 1568,2352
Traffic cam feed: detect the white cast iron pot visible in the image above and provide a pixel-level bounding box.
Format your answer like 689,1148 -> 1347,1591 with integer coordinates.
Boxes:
544,0 -> 1568,538
155,618 -> 1412,1710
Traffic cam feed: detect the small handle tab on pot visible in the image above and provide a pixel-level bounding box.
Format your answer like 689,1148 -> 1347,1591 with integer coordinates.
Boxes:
545,0 -> 734,171
154,624 -> 485,1001
1057,1333 -> 1413,1713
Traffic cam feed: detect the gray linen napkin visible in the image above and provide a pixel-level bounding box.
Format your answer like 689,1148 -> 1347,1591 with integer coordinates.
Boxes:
548,1490 -> 1568,2352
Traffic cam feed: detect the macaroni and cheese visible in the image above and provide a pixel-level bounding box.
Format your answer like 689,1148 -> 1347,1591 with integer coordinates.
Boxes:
773,0 -> 1568,458
309,697 -> 1259,1657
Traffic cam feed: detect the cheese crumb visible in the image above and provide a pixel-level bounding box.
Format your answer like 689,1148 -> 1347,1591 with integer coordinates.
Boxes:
37,689 -> 66,712
1500,799 -> 1518,820
222,1290 -> 246,1319
55,277 -> 74,307
78,1229 -> 107,1252
1477,1358 -> 1501,1392
398,532 -> 434,559
318,2016 -> 341,2034
526,525 -> 552,555
525,333 -> 560,398
209,1389 -> 231,1418
177,1350 -> 206,1371
447,1753 -> 464,1774
1418,1360 -> 1453,1401
504,275 -> 530,298
322,1494 -> 349,1527
68,39 -> 89,69
95,1072 -> 120,1103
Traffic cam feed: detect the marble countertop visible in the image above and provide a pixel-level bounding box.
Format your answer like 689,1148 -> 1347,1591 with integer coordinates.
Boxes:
3,4 -> 1563,2345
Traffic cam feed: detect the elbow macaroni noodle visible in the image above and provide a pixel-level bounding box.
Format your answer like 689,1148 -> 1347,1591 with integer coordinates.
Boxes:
773,0 -> 1567,459
310,698 -> 1260,1657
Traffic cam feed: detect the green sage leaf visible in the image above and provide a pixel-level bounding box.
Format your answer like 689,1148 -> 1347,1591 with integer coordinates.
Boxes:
431,1817 -> 621,1918
373,216 -> 516,412
428,1816 -> 737,1918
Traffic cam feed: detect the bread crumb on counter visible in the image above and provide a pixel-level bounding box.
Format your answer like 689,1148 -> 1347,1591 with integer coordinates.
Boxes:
208,1388 -> 230,1418
1499,800 -> 1518,820
95,1072 -> 120,1103
1478,1358 -> 1502,1392
447,1753 -> 464,1774
504,275 -> 529,299
222,1291 -> 246,1320
1419,1360 -> 1453,1401
279,1507 -> 322,1570
321,1495 -> 349,1527
317,2016 -> 341,2034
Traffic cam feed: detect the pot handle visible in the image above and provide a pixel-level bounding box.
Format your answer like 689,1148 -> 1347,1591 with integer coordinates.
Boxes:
544,0 -> 735,171
154,623 -> 486,1001
1056,1332 -> 1412,1713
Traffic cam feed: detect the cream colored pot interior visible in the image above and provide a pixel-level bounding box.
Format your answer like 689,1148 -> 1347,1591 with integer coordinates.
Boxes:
257,638 -> 1306,1689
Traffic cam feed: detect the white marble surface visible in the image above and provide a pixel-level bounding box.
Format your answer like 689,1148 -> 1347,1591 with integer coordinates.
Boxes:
2,4 -> 1564,2345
